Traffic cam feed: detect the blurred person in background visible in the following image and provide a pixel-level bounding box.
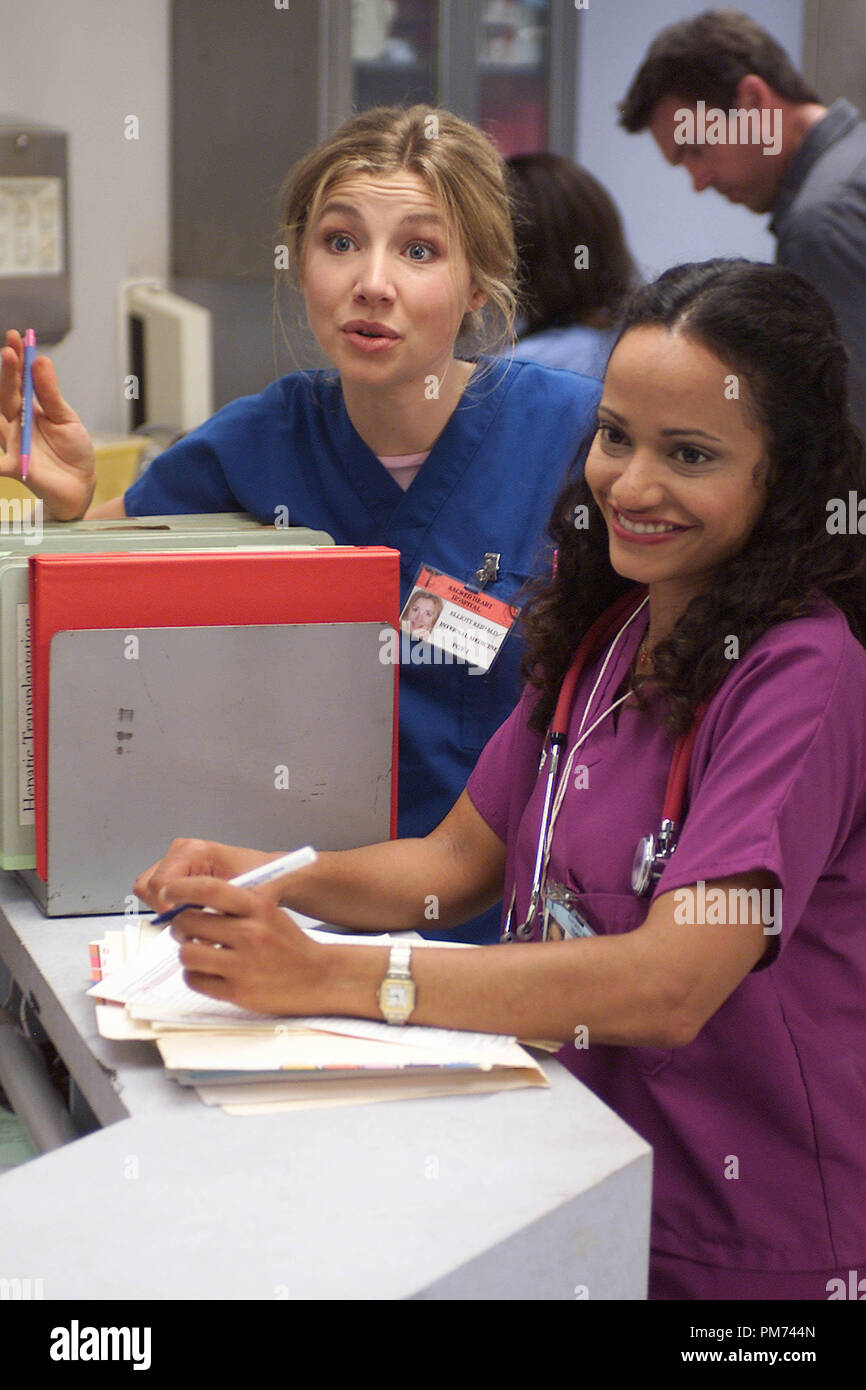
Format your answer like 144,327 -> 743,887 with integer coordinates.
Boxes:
505,152 -> 639,380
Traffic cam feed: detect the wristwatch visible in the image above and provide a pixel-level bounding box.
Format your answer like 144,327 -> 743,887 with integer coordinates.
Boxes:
377,942 -> 416,1025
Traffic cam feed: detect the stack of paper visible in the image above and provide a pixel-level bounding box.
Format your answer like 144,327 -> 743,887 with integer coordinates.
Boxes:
88,921 -> 548,1113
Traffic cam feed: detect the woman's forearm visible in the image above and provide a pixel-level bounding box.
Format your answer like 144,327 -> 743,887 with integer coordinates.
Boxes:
276,791 -> 507,932
279,835 -> 500,932
135,795 -> 505,932
314,930 -> 675,1047
311,873 -> 772,1047
165,858 -> 771,1050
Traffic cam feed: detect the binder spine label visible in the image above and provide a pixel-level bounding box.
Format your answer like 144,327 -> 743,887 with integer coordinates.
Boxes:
17,603 -> 35,826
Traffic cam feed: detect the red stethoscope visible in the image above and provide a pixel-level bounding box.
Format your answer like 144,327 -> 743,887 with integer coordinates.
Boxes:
501,586 -> 708,943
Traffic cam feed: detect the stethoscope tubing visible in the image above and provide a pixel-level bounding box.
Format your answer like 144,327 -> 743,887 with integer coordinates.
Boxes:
550,587 -> 649,738
503,588 -> 648,940
502,586 -> 708,942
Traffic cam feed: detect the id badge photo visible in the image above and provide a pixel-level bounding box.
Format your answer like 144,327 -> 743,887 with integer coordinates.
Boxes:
399,562 -> 519,673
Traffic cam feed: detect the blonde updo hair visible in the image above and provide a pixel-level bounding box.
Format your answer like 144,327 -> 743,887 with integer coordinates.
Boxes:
277,105 -> 518,354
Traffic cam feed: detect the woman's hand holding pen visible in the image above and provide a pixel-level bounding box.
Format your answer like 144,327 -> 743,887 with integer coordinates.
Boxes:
0,329 -> 97,519
134,839 -> 285,910
162,876 -> 370,1017
133,842 -> 372,1016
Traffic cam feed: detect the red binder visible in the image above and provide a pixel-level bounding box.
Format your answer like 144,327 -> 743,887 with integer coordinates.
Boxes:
29,547 -> 400,880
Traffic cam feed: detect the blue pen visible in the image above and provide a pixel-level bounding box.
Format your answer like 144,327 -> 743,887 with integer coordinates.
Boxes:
20,329 -> 36,483
150,845 -> 317,924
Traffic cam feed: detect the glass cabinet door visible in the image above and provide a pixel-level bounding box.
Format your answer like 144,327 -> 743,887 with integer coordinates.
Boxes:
342,0 -> 577,159
477,0 -> 550,156
351,1 -> 439,110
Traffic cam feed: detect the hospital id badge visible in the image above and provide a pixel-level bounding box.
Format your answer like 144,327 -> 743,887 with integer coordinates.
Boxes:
543,883 -> 596,941
399,563 -> 519,673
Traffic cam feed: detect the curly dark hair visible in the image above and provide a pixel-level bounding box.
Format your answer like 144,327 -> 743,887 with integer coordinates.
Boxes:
520,259 -> 866,736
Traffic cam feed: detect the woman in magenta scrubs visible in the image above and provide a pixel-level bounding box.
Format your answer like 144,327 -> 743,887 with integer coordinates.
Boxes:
136,260 -> 866,1300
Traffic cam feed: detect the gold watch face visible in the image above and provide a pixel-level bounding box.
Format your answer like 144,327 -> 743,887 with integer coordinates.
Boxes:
381,980 -> 414,1012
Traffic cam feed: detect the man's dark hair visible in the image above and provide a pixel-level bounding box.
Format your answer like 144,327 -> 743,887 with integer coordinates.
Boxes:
619,8 -> 821,131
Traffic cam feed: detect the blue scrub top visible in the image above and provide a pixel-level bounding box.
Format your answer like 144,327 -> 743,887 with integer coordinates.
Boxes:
505,323 -> 617,380
125,356 -> 601,941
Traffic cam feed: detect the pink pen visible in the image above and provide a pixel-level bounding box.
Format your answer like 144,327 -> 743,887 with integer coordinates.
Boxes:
20,329 -> 37,483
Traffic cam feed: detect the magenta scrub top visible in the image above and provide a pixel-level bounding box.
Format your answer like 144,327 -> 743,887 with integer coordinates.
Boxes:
466,593 -> 866,1297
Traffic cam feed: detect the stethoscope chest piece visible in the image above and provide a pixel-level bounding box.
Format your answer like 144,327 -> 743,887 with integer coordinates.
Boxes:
631,818 -> 678,895
631,834 -> 657,896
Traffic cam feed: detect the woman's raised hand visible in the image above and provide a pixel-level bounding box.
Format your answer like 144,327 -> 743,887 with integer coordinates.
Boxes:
0,329 -> 97,519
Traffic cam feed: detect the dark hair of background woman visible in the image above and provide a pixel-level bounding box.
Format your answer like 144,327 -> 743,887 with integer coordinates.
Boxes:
519,259 -> 866,736
506,153 -> 638,338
